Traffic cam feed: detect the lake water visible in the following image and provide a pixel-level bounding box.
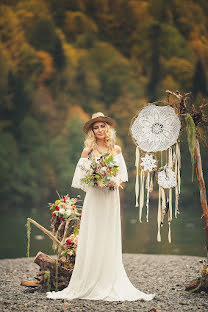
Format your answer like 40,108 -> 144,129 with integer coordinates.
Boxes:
1,192 -> 206,259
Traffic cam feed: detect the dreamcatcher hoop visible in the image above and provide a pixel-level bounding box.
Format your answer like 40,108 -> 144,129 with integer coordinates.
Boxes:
129,103 -> 182,243
130,104 -> 181,152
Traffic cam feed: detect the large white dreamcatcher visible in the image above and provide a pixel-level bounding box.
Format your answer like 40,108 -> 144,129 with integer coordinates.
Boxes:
130,104 -> 181,243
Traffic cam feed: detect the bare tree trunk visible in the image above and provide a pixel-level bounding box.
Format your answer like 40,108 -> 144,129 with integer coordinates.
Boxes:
194,138 -> 208,261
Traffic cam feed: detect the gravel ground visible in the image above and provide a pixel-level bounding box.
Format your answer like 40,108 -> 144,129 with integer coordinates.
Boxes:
0,253 -> 207,312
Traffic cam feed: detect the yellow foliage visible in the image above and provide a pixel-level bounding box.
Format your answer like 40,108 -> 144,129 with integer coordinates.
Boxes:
63,42 -> 80,67
64,11 -> 98,39
16,9 -> 34,30
17,42 -> 40,79
0,5 -> 39,78
0,5 -> 25,67
163,57 -> 194,90
16,0 -> 53,47
37,51 -> 54,84
160,74 -> 180,92
176,2 -> 206,35
129,0 -> 152,26
16,0 -> 51,21
67,105 -> 89,122
189,31 -> 208,65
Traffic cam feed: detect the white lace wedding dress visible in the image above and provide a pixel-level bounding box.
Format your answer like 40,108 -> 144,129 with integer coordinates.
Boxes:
46,152 -> 155,301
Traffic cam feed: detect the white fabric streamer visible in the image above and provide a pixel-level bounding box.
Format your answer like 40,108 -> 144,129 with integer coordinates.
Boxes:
161,187 -> 166,226
168,147 -> 173,168
157,186 -> 162,242
176,142 -> 181,194
135,147 -> 140,207
169,188 -> 172,221
168,221 -> 171,243
146,172 -> 150,222
174,154 -> 179,218
139,170 -> 144,222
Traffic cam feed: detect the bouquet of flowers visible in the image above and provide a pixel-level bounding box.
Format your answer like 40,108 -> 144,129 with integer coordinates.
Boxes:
48,194 -> 82,221
81,153 -> 120,190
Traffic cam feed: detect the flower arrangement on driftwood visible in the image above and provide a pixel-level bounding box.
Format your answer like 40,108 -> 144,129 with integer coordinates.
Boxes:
21,193 -> 82,291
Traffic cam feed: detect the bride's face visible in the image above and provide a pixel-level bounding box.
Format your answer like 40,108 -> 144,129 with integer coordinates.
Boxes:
92,121 -> 106,140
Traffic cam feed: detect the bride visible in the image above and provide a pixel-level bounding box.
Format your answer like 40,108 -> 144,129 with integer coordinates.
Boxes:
46,112 -> 155,301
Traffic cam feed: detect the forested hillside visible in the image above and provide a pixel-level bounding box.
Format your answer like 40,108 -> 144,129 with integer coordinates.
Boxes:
0,0 -> 207,207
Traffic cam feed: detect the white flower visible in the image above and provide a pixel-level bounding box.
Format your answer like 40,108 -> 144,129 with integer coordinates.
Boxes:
59,208 -> 65,215
65,203 -> 72,209
101,166 -> 107,172
65,209 -> 72,217
140,153 -> 157,172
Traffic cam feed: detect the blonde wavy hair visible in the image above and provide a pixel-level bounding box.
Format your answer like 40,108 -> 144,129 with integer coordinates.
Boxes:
84,122 -> 116,152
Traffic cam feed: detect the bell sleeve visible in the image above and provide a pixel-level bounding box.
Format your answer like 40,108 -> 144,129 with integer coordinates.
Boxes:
71,158 -> 91,192
117,152 -> 128,183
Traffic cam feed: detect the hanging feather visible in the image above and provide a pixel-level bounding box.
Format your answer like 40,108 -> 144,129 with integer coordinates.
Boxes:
135,147 -> 140,207
139,170 -> 145,222
157,185 -> 162,242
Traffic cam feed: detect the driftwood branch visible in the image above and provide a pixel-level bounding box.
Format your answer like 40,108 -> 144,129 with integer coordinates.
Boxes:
27,218 -> 64,250
194,139 -> 208,259
62,217 -> 72,244
20,280 -> 42,287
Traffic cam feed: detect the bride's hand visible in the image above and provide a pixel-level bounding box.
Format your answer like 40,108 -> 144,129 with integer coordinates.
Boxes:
119,184 -> 123,189
107,180 -> 123,190
107,181 -> 116,189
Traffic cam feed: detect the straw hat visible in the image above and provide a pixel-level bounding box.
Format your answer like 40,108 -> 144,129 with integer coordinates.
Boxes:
83,112 -> 115,133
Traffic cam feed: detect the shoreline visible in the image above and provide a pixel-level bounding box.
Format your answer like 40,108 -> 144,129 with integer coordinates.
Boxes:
0,253 -> 207,312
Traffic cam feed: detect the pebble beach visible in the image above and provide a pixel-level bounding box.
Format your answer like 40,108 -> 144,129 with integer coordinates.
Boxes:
0,253 -> 207,312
